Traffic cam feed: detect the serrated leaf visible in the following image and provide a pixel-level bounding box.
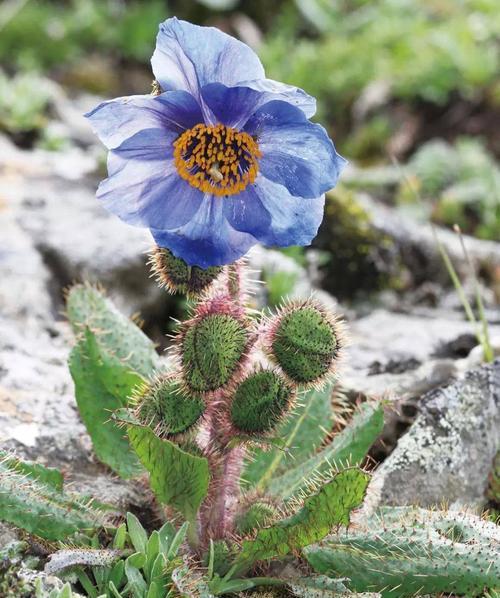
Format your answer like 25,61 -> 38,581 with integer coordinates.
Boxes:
268,402 -> 383,499
66,284 -> 160,378
128,426 -> 210,522
243,384 -> 335,490
69,328 -> 143,479
0,453 -> 109,541
127,513 -> 148,554
232,468 -> 369,574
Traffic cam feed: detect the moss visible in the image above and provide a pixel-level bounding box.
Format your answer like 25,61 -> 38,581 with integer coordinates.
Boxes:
315,188 -> 399,299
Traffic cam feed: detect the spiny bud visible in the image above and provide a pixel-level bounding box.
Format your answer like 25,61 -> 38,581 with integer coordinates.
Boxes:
234,500 -> 278,536
266,300 -> 343,387
230,369 -> 294,434
134,375 -> 205,436
181,312 -> 248,393
149,246 -> 222,297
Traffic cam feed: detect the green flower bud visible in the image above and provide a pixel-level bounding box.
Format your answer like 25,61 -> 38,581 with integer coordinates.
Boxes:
270,303 -> 341,386
234,500 -> 278,536
230,370 -> 294,434
136,376 -> 204,436
150,246 -> 222,297
182,313 -> 248,392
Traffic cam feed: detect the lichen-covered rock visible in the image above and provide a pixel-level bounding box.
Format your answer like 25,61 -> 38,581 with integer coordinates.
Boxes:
371,359 -> 500,507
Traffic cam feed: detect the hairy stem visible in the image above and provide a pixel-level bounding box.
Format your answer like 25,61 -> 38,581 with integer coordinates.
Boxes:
198,397 -> 246,546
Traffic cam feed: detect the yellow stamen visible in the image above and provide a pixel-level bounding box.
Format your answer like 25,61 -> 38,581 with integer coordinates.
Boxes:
173,123 -> 261,197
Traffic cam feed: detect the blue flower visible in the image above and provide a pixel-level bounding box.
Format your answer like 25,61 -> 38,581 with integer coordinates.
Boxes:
86,17 -> 346,268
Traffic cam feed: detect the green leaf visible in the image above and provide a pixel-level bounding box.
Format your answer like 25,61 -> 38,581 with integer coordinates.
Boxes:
109,581 -> 124,598
66,283 -> 160,379
231,468 -> 369,574
243,384 -> 335,490
268,402 -> 383,499
150,553 -> 167,585
0,452 -> 109,541
109,559 -> 125,591
124,557 -> 148,598
69,328 -> 143,479
167,521 -> 189,560
304,507 -> 500,597
146,581 -> 161,598
127,513 -> 148,554
128,426 -> 210,522
158,521 -> 175,554
113,523 -> 127,550
145,530 -> 160,581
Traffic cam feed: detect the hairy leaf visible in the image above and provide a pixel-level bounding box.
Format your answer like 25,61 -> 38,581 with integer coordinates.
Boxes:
304,507 -> 500,597
232,468 -> 369,573
66,283 -> 160,378
69,329 -> 143,479
0,453 -> 110,540
128,426 -> 210,521
268,402 -> 383,498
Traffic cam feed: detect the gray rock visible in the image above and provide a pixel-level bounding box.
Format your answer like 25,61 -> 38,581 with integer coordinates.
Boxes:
371,359 -> 500,507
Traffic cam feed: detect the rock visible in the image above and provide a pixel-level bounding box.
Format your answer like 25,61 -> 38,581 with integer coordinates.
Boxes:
342,308 -> 498,398
370,359 -> 500,508
358,192 -> 500,286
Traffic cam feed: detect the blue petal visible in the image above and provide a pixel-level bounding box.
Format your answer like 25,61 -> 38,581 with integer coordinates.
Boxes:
98,151 -> 203,231
85,91 -> 203,149
201,82 -> 316,129
201,83 -> 267,128
151,18 -> 265,103
151,195 -> 257,268
238,78 -> 317,118
245,101 -> 346,198
224,175 -> 325,247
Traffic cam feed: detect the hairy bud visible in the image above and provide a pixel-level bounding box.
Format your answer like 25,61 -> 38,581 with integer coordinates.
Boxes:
149,246 -> 222,297
181,313 -> 248,393
230,369 -> 294,434
234,500 -> 278,536
135,375 -> 205,436
267,301 -> 343,387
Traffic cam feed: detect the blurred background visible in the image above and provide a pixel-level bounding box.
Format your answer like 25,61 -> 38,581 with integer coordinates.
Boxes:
0,0 -> 499,514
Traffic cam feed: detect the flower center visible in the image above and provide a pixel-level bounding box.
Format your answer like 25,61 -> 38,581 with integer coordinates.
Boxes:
173,123 -> 261,197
